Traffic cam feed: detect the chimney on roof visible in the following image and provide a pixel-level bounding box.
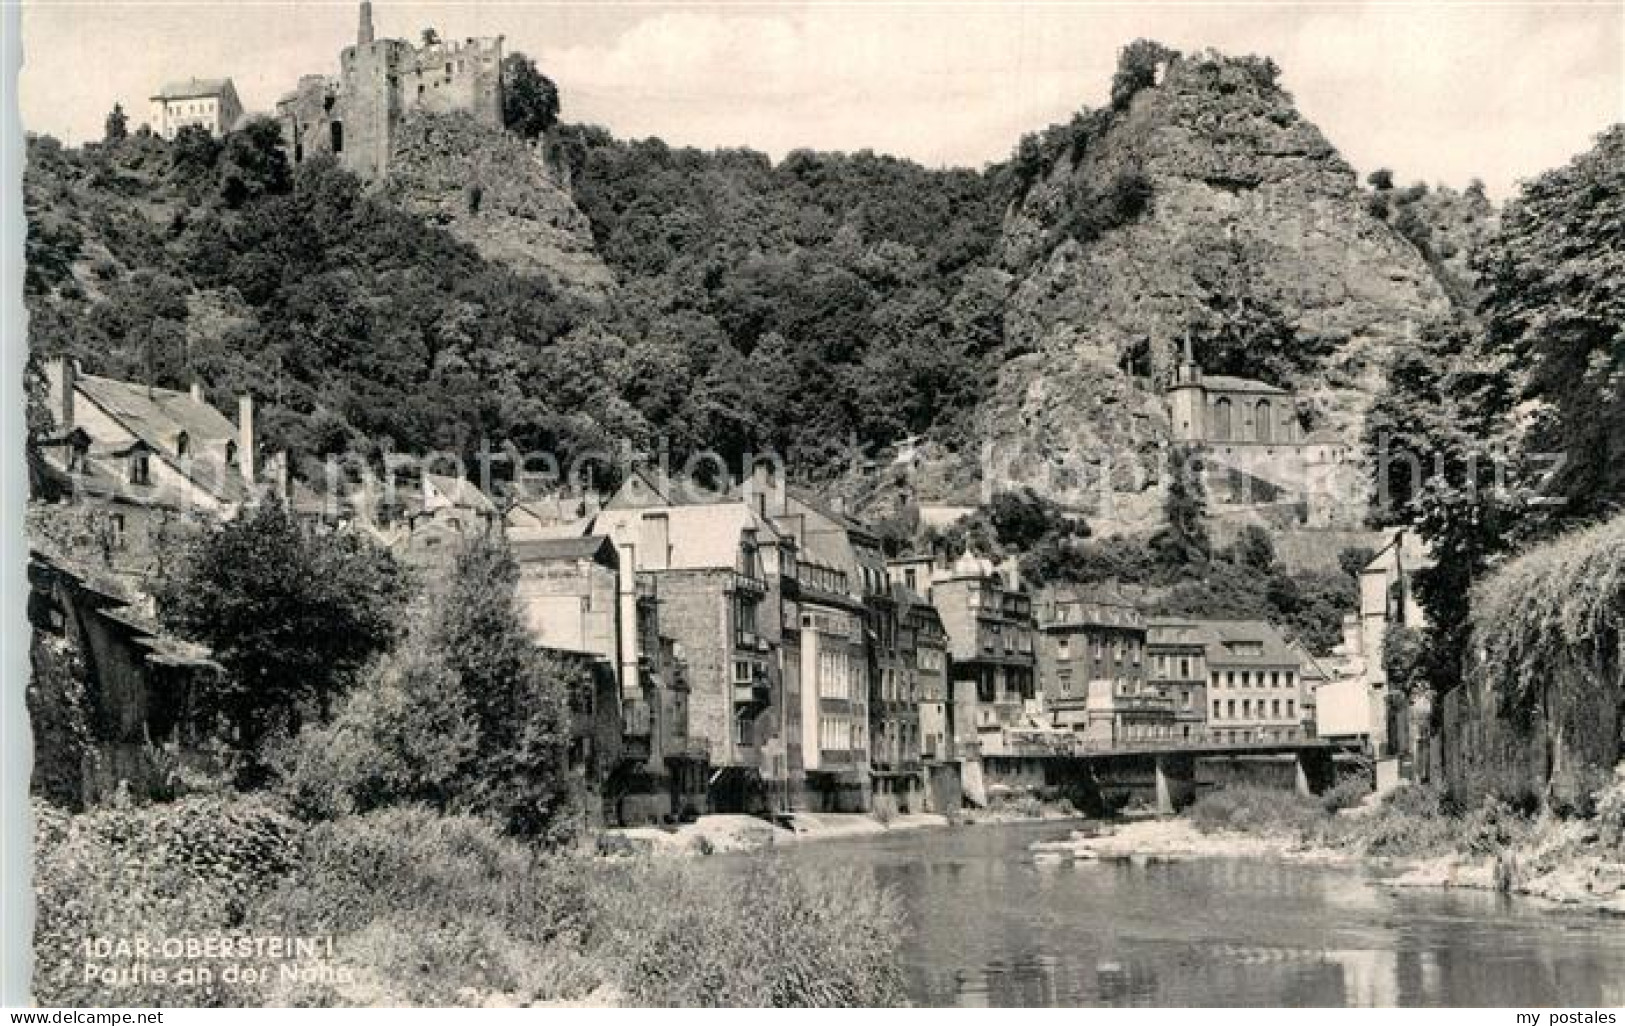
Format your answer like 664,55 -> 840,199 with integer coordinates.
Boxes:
189,380 -> 204,404
48,357 -> 75,432
237,394 -> 256,485
357,0 -> 375,45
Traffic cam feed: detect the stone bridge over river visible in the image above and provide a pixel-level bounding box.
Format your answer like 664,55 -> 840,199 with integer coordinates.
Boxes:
979,736 -> 1357,814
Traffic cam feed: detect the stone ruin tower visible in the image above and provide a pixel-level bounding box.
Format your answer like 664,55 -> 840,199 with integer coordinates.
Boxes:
277,1 -> 505,180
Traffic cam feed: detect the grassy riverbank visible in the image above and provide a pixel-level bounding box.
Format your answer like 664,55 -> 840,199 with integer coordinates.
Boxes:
1070,774 -> 1625,914
32,798 -> 909,1007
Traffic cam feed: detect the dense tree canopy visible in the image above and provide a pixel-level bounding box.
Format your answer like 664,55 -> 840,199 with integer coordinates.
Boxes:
155,499 -> 410,751
502,52 -> 561,140
1363,125 -> 1625,700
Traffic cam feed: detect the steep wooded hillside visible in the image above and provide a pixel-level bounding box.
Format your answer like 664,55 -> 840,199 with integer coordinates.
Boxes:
25,42 -> 1498,510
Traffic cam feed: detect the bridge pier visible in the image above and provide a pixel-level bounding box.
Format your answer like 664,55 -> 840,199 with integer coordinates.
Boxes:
1154,754 -> 1198,815
1294,748 -> 1336,797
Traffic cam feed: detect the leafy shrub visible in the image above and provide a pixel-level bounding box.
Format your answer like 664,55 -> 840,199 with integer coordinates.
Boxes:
1380,783 -> 1448,818
1188,784 -> 1324,837
32,795 -> 303,1006
252,808 -> 600,1005
1320,774 -> 1371,814
871,794 -> 897,827
259,807 -> 588,942
1594,769 -> 1625,849
587,856 -> 908,1007
1456,796 -> 1532,857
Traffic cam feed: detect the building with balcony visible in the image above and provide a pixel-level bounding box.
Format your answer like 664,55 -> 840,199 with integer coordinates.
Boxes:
1146,617 -> 1211,739
890,552 -> 1036,758
1036,587 -> 1157,744
739,467 -> 874,810
896,585 -> 948,763
593,482 -> 796,812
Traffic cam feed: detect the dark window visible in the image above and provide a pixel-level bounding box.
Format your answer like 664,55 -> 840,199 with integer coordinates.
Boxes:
1212,397 -> 1232,441
1255,399 -> 1273,442
330,121 -> 344,153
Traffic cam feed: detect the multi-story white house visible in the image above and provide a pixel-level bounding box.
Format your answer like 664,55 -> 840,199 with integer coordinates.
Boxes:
147,78 -> 244,139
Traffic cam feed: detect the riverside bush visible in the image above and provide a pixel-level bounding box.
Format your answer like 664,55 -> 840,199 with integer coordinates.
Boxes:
1188,784 -> 1324,836
587,855 -> 908,1007
1320,775 -> 1372,814
31,795 -> 303,1006
38,801 -> 911,1006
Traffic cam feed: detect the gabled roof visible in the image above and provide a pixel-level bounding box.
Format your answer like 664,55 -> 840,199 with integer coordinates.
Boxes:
1363,528 -> 1433,574
151,78 -> 235,101
1201,375 -> 1290,396
784,485 -> 875,541
1200,619 -> 1301,668
424,473 -> 496,513
29,546 -> 220,671
76,373 -> 238,449
71,372 -> 250,504
593,501 -> 781,572
512,535 -> 618,568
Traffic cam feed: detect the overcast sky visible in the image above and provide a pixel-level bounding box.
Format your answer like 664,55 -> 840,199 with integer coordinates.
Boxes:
19,1 -> 1624,197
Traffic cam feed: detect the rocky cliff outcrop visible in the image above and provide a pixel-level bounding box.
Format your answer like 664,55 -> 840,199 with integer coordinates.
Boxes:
384,113 -> 616,298
981,47 -> 1454,508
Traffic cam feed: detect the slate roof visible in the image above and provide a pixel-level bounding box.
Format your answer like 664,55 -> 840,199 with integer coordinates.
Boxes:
1039,586 -> 1144,630
151,78 -> 234,101
593,502 -> 782,572
1201,375 -> 1290,396
59,373 -> 250,505
1199,619 -> 1301,669
424,473 -> 497,513
76,374 -> 237,450
511,535 -> 618,567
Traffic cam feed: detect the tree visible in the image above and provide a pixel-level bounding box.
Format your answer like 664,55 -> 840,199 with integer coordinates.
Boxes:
218,117 -> 291,208
1152,444 -> 1211,568
1110,40 -> 1178,110
169,124 -> 221,179
1473,125 -> 1625,531
1337,545 -> 1376,580
1381,623 -> 1427,699
987,487 -> 1071,552
501,52 -> 561,140
1366,168 -> 1394,191
155,498 -> 409,754
427,536 -> 584,841
1231,523 -> 1276,574
103,103 -> 128,143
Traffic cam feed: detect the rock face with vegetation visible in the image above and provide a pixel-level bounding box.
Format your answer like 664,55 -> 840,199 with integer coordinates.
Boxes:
384,114 -> 616,297
983,45 -> 1454,495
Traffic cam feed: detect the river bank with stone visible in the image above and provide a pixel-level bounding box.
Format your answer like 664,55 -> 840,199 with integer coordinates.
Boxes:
1026,783 -> 1625,917
603,806 -> 1085,857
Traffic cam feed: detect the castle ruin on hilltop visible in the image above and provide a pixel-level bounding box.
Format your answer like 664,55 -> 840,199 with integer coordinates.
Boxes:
276,1 -> 505,180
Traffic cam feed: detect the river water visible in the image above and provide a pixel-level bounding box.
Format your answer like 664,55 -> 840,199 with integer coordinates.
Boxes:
780,821 -> 1625,1007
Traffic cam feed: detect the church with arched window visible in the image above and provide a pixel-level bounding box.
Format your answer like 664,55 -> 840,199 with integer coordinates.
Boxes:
1165,337 -> 1298,447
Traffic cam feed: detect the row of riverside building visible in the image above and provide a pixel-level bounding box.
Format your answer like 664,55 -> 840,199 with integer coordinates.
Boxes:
31,358 -> 1421,820
493,463 -> 1336,821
